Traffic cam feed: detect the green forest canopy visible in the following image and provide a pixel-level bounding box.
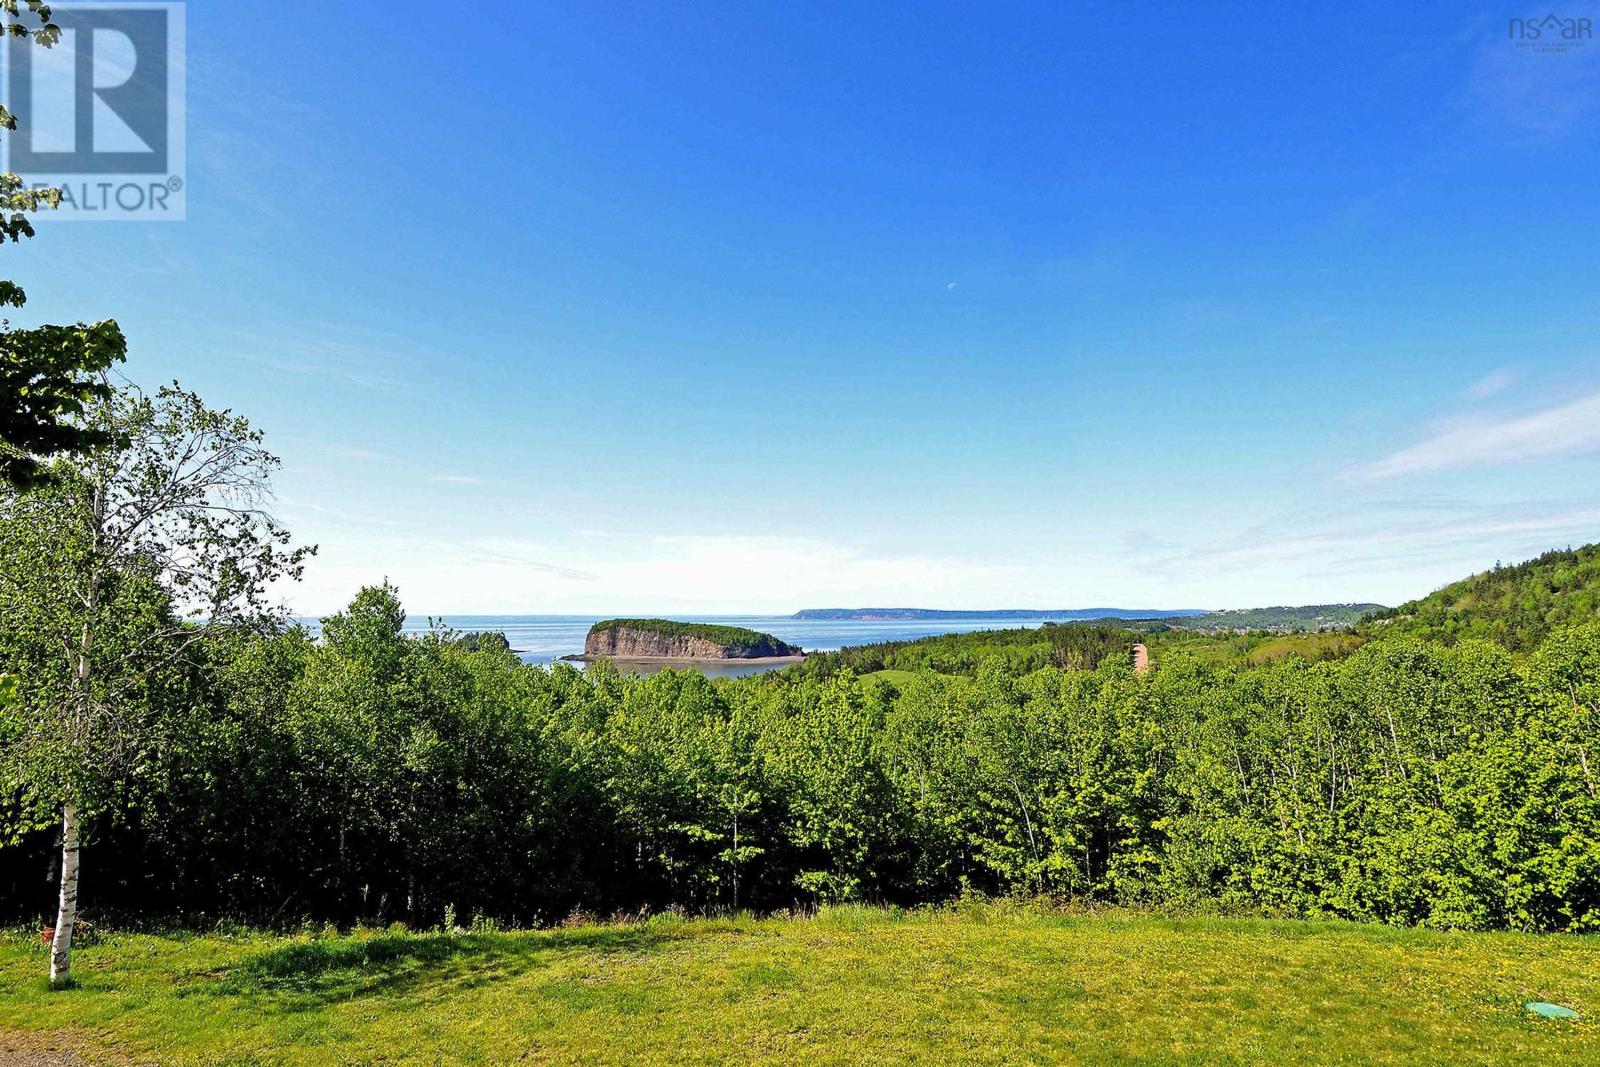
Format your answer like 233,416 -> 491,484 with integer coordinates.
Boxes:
3,582 -> 1596,933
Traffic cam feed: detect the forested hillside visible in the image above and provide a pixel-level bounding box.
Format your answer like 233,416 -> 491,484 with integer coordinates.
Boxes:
1364,545 -> 1600,651
1159,604 -> 1382,633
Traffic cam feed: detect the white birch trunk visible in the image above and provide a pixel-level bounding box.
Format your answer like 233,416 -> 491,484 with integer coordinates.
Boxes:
50,476 -> 103,988
49,800 -> 81,988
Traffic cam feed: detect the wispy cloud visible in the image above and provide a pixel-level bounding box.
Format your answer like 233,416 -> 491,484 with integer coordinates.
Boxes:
1139,496 -> 1600,602
466,540 -> 599,582
1158,501 -> 1600,574
222,322 -> 439,393
1355,391 -> 1600,479
237,351 -> 391,391
326,445 -> 396,463
1464,366 -> 1518,401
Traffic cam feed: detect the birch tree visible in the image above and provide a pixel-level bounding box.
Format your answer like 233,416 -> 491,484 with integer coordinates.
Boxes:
0,381 -> 310,986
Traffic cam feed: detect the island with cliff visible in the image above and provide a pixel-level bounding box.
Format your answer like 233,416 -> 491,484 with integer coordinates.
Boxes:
565,619 -> 806,664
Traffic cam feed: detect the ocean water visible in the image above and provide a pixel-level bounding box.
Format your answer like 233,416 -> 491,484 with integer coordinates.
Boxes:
297,614 -> 1107,678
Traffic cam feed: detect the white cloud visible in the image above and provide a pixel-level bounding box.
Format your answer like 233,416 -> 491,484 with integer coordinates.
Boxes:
285,529 -> 1028,616
592,535 -> 1023,613
1356,391 -> 1600,479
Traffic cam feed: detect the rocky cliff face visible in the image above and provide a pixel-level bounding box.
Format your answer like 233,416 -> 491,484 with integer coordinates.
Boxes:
583,626 -> 801,660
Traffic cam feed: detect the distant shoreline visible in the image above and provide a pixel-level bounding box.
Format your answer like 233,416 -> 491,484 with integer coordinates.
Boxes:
561,653 -> 807,667
791,608 -> 1210,621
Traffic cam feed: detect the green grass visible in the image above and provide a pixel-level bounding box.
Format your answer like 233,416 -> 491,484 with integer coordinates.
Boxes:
1242,631 -> 1366,665
862,669 -> 922,687
3,907 -> 1598,1064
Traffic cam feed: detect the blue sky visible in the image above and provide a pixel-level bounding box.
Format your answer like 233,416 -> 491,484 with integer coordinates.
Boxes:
13,2 -> 1600,613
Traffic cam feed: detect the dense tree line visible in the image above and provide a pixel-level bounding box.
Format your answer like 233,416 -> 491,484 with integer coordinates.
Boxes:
801,622 -> 1366,676
800,623 -> 1139,677
5,581 -> 1598,933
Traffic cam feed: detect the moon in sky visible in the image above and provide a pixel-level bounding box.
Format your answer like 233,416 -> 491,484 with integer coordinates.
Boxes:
947,282 -> 957,291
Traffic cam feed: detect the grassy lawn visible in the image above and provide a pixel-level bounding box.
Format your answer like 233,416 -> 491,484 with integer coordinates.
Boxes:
2,905 -> 1597,1065
862,669 -> 923,687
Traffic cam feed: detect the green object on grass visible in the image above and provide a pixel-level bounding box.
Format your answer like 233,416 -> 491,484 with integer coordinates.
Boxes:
1526,1001 -> 1580,1020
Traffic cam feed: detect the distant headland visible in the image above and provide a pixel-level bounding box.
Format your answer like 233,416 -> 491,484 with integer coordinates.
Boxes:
791,605 -> 1382,632
792,608 -> 1210,621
